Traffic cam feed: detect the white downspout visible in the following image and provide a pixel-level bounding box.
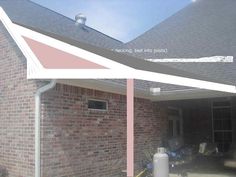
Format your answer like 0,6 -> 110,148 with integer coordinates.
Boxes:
35,80 -> 57,177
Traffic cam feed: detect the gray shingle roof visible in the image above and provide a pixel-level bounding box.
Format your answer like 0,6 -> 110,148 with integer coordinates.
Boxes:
0,0 -> 122,48
121,0 -> 236,86
2,0 -> 235,93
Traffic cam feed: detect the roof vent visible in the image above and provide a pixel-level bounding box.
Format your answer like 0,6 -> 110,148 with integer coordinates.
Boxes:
75,13 -> 87,25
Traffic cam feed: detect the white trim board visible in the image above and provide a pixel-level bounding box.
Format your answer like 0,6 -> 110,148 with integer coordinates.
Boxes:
146,56 -> 234,63
0,7 -> 43,77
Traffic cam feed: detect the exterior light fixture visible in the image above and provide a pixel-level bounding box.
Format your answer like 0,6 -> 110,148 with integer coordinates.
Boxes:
150,87 -> 161,95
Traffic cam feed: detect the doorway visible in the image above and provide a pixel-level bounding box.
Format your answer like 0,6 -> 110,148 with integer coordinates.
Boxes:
168,107 -> 183,138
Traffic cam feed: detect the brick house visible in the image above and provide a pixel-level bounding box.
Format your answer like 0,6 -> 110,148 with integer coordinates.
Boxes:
0,0 -> 236,177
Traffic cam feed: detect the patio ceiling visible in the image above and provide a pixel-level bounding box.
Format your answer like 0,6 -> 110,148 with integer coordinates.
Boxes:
57,79 -> 235,101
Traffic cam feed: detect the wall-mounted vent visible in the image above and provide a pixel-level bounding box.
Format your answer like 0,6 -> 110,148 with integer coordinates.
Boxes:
88,99 -> 107,111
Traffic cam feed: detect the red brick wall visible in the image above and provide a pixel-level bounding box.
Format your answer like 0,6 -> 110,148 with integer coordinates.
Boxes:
40,84 -> 165,177
0,22 -> 38,177
134,101 -> 168,172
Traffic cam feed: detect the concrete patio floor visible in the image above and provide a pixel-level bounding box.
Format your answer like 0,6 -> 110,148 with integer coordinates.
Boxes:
170,174 -> 235,177
169,156 -> 236,177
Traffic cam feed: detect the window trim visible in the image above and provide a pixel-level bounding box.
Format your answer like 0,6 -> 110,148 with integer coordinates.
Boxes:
87,98 -> 108,111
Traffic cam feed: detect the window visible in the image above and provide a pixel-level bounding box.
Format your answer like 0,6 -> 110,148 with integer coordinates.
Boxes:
88,99 -> 107,111
168,107 -> 183,138
212,99 -> 232,152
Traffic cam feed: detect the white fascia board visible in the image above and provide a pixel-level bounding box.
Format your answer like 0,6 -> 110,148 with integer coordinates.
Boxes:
27,69 -> 134,79
0,7 -> 43,74
14,24 -> 133,71
28,68 -> 236,93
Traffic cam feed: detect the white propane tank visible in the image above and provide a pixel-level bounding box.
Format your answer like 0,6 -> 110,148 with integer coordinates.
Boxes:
153,147 -> 169,177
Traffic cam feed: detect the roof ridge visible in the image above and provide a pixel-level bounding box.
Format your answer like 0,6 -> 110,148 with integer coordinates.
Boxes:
27,0 -> 122,43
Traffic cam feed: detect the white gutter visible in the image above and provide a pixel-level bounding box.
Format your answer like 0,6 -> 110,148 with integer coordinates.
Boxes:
35,80 -> 57,177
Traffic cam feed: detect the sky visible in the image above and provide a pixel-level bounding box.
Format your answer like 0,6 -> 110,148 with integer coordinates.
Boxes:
31,0 -> 191,42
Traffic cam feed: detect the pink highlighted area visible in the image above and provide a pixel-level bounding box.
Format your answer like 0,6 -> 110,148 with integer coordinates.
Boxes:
23,37 -> 107,69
